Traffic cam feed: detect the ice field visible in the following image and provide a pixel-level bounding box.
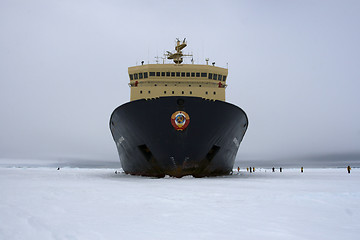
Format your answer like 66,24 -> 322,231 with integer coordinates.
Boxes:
0,159 -> 359,240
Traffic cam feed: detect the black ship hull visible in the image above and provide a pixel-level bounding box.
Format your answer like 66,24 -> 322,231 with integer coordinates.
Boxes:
110,96 -> 248,177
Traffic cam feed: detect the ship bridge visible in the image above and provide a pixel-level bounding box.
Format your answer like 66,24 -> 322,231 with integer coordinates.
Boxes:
127,39 -> 228,102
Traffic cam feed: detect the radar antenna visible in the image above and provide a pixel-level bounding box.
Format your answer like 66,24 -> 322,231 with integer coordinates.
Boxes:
165,38 -> 193,64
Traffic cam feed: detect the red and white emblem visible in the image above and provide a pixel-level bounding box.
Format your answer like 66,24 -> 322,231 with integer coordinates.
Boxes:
171,111 -> 190,131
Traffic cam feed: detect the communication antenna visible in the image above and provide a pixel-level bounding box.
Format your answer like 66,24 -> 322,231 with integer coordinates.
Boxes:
165,38 -> 192,64
155,56 -> 160,64
155,55 -> 166,64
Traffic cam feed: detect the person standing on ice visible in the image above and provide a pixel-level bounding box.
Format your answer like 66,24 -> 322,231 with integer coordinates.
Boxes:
347,166 -> 351,174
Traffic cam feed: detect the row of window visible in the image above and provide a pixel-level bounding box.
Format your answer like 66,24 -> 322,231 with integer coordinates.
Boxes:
132,83 -> 225,88
130,72 -> 227,81
139,90 -> 217,95
143,84 -> 209,87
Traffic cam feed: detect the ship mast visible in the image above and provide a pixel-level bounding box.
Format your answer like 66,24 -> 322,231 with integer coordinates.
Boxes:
166,38 -> 192,64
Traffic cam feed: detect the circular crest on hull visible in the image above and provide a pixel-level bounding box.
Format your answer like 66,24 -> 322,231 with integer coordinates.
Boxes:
171,111 -> 190,131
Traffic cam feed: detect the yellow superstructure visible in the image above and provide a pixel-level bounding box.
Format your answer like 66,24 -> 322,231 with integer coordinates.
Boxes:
128,39 -> 228,101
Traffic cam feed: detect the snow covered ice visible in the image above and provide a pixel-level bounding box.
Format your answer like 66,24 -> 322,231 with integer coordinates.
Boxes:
0,159 -> 359,240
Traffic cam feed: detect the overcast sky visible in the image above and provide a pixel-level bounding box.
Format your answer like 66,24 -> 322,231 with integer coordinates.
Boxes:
1,0 -> 359,166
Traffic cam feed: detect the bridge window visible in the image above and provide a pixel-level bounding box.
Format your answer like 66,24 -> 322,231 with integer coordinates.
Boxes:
134,73 -> 138,80
161,72 -> 165,76
129,74 -> 133,80
208,73 -> 212,79
156,72 -> 160,76
166,72 -> 170,77
191,72 -> 195,77
223,76 -> 227,81
186,72 -> 190,77
213,74 -> 217,80
164,91 -> 166,94
196,72 -> 200,77
144,72 -> 148,78
181,72 -> 185,77
172,91 -> 174,94
201,72 -> 207,77
149,72 -> 155,76
139,73 -> 143,79
218,74 -> 222,80
171,72 -> 175,77
176,72 -> 180,77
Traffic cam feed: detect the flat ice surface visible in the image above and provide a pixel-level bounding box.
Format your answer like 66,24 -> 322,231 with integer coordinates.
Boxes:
0,162 -> 359,240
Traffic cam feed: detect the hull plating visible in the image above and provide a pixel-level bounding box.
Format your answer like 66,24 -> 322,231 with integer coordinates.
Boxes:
110,96 -> 248,177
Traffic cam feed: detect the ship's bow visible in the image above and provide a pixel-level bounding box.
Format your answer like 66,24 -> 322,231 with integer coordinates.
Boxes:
110,96 -> 248,177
